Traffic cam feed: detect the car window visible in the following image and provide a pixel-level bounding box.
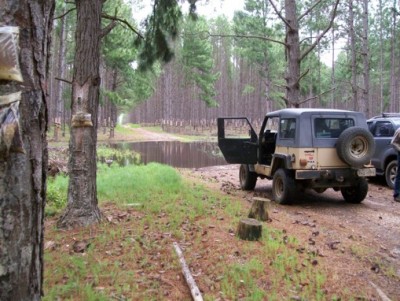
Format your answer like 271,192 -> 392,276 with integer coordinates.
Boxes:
392,119 -> 400,126
264,117 -> 279,132
314,118 -> 354,138
367,121 -> 374,132
373,121 -> 394,137
279,118 -> 296,139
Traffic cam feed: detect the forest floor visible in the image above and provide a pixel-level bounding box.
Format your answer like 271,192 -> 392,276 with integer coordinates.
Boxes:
182,165 -> 400,300
45,126 -> 400,300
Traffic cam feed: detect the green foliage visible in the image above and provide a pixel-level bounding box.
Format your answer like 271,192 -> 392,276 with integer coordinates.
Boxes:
210,16 -> 235,79
181,16 -> 220,106
46,176 -> 68,217
101,0 -> 160,112
233,0 -> 285,103
97,146 -> 141,165
242,84 -> 255,95
102,0 -> 137,69
136,0 -> 183,70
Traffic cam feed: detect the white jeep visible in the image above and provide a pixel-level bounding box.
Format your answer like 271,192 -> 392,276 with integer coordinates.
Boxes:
217,108 -> 376,204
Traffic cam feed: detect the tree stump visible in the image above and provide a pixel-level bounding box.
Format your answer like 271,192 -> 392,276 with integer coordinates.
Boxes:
248,197 -> 270,221
237,218 -> 262,241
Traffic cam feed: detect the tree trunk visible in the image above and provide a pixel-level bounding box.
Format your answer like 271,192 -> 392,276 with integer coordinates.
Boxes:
57,0 -> 102,228
331,27 -> 336,108
53,5 -> 67,141
0,1 -> 54,300
389,0 -> 398,112
379,0 -> 384,114
284,0 -> 301,108
349,0 -> 358,111
361,0 -> 369,116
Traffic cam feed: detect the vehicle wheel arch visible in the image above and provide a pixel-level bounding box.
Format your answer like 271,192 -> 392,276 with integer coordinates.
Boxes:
384,154 -> 397,170
271,154 -> 291,175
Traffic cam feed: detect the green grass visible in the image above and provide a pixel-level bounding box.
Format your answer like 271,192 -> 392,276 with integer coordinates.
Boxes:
46,175 -> 69,216
97,145 -> 140,165
123,123 -> 141,129
114,124 -> 138,134
45,163 -> 369,300
97,162 -> 183,207
46,162 -> 184,216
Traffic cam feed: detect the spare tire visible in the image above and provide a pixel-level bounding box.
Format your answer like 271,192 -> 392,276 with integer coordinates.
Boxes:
336,126 -> 375,167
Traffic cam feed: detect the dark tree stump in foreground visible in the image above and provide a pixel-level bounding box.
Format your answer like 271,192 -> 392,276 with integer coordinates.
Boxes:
237,218 -> 262,241
248,197 -> 270,221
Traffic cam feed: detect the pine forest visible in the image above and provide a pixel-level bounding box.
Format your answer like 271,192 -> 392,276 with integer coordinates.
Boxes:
49,0 -> 400,134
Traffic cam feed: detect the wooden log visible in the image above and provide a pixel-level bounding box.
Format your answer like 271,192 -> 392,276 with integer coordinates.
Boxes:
248,197 -> 271,221
173,242 -> 203,301
237,218 -> 262,241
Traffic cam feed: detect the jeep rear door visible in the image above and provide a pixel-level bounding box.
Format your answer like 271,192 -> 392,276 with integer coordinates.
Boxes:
217,117 -> 258,164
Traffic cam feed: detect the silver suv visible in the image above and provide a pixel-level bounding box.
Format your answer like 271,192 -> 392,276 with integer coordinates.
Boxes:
218,109 -> 376,204
367,114 -> 400,188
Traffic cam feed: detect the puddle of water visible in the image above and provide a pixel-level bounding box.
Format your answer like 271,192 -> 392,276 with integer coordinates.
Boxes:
110,141 -> 227,168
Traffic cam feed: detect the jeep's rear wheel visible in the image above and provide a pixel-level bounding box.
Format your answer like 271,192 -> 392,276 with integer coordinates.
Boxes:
336,127 -> 375,167
385,160 -> 397,189
340,178 -> 368,203
239,164 -> 257,190
272,169 -> 295,205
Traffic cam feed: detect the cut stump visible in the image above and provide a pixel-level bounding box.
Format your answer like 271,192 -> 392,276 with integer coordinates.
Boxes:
248,197 -> 270,221
237,218 -> 262,241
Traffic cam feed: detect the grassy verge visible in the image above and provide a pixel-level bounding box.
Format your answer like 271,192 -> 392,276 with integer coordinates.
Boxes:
43,163 -> 361,301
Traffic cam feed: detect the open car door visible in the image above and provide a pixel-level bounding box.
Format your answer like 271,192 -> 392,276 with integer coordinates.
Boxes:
217,117 -> 258,164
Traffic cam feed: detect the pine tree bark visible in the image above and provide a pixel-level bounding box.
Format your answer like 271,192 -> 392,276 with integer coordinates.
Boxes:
379,0 -> 384,114
389,0 -> 398,112
284,0 -> 301,108
57,0 -> 102,228
361,0 -> 369,116
348,0 -> 358,111
53,6 -> 67,141
0,1 -> 54,300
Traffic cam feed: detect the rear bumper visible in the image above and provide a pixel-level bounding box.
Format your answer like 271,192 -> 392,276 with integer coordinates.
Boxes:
295,167 -> 376,181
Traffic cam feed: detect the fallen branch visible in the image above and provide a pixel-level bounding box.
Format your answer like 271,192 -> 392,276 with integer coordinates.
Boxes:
173,242 -> 203,301
369,281 -> 392,301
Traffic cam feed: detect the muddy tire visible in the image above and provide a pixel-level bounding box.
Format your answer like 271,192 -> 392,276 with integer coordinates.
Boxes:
272,168 -> 295,205
385,160 -> 397,189
239,164 -> 257,190
340,178 -> 368,203
336,127 -> 375,168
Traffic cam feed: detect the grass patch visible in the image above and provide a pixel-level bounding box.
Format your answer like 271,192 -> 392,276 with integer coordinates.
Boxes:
96,163 -> 183,207
124,123 -> 141,129
141,125 -> 163,133
97,145 -> 140,165
114,124 -> 138,134
46,175 -> 69,217
44,163 -> 367,300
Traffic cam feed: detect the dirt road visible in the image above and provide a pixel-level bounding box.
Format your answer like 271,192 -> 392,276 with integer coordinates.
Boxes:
187,164 -> 400,299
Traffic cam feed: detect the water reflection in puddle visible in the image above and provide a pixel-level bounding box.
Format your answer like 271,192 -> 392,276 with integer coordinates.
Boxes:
111,141 -> 227,168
